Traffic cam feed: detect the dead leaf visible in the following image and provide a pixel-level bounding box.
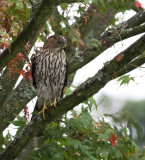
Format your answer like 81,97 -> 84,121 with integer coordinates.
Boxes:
116,52 -> 124,62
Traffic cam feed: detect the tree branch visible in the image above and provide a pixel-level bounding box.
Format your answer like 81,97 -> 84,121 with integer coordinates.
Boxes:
0,32 -> 145,160
0,79 -> 35,133
0,35 -> 38,108
100,10 -> 145,41
116,55 -> 145,76
127,10 -> 145,28
69,23 -> 145,75
16,136 -> 44,160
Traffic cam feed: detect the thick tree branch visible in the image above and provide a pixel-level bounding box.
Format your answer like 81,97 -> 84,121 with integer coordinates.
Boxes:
100,10 -> 145,40
66,1 -> 137,58
0,33 -> 145,160
127,10 -> 145,28
0,36 -> 37,108
68,10 -> 145,75
0,79 -> 35,133
0,0 -> 83,72
0,64 -> 22,107
17,137 -> 44,160
120,24 -> 145,40
69,24 -> 145,75
116,55 -> 145,76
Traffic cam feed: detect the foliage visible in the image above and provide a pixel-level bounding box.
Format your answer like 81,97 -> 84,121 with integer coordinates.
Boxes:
7,52 -> 32,81
10,114 -> 27,136
28,106 -> 142,160
1,114 -> 27,150
2,97 -> 145,159
90,38 -> 101,48
117,75 -> 135,86
0,0 -> 31,49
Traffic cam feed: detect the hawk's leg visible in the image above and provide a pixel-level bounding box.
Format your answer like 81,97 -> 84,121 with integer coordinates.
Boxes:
38,101 -> 47,119
51,97 -> 57,107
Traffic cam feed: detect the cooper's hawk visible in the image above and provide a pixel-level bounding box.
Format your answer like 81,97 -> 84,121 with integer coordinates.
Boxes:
32,35 -> 67,119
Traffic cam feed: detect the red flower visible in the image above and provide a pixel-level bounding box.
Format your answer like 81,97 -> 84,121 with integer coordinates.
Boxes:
108,132 -> 118,146
135,0 -> 143,9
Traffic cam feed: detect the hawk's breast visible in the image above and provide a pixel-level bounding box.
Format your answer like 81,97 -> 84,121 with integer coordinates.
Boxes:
35,49 -> 67,104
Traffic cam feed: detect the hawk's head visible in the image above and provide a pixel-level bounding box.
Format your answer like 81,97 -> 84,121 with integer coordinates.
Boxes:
43,35 -> 67,50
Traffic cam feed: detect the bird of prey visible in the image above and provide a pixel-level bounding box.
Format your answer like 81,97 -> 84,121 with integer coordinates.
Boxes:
31,35 -> 67,119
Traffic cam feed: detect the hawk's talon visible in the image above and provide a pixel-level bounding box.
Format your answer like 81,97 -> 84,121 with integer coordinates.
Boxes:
51,98 -> 57,107
38,101 -> 47,119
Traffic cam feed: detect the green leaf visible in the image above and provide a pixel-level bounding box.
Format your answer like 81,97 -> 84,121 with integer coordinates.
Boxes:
71,110 -> 77,118
11,114 -> 26,126
84,0 -> 90,5
10,0 -> 18,4
64,87 -> 73,96
117,75 -> 135,86
10,114 -> 26,136
90,38 -> 101,48
89,97 -> 97,110
61,4 -> 68,10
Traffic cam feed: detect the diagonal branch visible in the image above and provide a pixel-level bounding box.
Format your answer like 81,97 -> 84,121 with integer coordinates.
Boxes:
0,33 -> 145,160
68,10 -> 145,75
127,10 -> 145,28
69,23 -> 145,75
116,55 -> 145,76
0,36 -> 37,108
0,80 -> 36,133
100,10 -> 145,41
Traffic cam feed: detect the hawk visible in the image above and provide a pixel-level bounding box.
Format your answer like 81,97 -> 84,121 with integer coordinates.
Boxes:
32,35 -> 67,119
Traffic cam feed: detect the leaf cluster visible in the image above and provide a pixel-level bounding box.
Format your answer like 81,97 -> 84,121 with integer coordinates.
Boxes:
0,0 -> 31,49
27,106 -> 143,160
117,75 -> 135,86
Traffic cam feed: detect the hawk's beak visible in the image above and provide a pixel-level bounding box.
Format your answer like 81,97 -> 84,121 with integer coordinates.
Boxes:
63,39 -> 67,48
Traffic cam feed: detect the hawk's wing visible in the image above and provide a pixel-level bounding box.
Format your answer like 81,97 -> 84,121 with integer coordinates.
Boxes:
60,59 -> 68,98
31,54 -> 37,88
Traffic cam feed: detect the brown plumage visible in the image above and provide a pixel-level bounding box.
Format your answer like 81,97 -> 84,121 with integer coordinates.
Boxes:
32,35 -> 67,118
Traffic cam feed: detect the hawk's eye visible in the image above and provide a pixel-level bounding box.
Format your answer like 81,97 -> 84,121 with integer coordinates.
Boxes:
58,40 -> 61,44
